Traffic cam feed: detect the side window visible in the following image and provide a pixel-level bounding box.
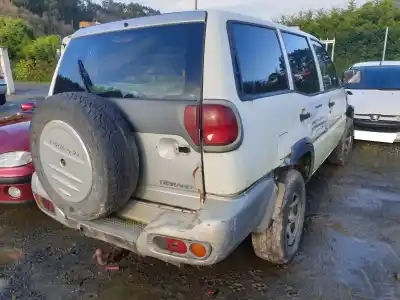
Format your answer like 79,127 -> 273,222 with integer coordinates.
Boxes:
230,23 -> 289,99
281,32 -> 320,95
311,40 -> 339,90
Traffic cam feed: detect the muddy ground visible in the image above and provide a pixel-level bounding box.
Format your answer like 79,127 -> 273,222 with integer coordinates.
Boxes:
1,141 -> 400,300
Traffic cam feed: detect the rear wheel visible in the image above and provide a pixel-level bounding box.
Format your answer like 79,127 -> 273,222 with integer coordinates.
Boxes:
252,169 -> 306,264
30,92 -> 139,221
328,118 -> 354,166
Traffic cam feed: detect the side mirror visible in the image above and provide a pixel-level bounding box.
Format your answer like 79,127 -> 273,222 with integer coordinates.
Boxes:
21,102 -> 36,112
0,77 -> 6,106
346,105 -> 354,119
56,49 -> 61,60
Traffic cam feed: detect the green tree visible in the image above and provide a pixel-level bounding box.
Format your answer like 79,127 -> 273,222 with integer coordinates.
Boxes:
348,0 -> 357,11
279,0 -> 400,72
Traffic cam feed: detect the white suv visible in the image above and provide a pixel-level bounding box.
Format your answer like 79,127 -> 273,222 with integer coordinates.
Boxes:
30,10 -> 354,266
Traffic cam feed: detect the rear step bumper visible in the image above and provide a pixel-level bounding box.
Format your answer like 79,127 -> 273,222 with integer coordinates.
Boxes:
32,172 -> 277,266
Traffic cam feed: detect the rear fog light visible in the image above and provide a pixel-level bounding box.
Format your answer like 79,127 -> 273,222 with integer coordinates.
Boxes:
153,236 -> 209,258
154,236 -> 187,254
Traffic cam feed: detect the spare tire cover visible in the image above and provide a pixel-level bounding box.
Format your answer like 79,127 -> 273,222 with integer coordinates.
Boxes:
30,92 -> 139,221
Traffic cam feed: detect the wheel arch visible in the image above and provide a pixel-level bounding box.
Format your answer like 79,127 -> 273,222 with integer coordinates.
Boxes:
254,138 -> 314,234
277,138 -> 315,182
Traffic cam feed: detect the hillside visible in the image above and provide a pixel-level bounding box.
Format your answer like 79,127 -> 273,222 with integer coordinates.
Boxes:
0,0 -> 160,82
0,0 -> 160,37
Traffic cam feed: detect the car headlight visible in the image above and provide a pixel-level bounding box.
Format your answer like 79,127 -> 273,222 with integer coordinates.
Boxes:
0,151 -> 32,168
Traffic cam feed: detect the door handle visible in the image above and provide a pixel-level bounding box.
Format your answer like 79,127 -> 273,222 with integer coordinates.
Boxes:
300,111 -> 311,122
178,146 -> 191,154
315,104 -> 322,109
329,100 -> 336,108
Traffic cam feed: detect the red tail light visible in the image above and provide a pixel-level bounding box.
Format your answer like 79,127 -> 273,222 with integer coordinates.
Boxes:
184,104 -> 239,146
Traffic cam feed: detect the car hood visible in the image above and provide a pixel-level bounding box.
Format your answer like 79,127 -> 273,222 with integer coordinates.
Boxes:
347,89 -> 400,116
0,114 -> 31,153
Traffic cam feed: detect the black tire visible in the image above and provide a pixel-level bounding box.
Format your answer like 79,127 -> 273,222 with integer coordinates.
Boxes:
252,169 -> 306,265
0,93 -> 6,106
328,118 -> 354,166
30,92 -> 139,221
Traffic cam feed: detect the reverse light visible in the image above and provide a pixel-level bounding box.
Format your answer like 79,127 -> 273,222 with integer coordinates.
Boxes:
0,151 -> 32,168
34,194 -> 55,214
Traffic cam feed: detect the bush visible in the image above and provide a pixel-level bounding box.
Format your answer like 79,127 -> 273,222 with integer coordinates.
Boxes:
13,35 -> 60,82
0,16 -> 33,59
13,59 -> 56,82
21,35 -> 60,63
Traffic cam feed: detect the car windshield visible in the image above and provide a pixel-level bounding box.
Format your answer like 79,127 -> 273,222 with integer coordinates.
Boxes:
53,22 -> 205,101
344,65 -> 400,90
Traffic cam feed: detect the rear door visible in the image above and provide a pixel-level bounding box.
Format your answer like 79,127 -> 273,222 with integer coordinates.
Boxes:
51,14 -> 207,210
310,40 -> 346,146
280,32 -> 331,170
344,66 -> 400,116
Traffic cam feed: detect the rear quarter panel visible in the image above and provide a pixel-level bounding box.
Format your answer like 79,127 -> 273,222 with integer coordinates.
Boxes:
201,14 -> 294,196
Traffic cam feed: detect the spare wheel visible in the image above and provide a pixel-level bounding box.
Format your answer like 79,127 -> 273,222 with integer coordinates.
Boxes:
30,92 -> 139,221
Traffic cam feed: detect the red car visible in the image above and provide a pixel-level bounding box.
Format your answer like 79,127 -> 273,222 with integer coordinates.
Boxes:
0,103 -> 35,204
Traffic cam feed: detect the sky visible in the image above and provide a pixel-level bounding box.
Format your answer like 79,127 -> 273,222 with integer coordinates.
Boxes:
113,0 -> 368,20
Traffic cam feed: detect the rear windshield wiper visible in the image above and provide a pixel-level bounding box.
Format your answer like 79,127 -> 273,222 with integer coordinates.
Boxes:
77,59 -> 93,93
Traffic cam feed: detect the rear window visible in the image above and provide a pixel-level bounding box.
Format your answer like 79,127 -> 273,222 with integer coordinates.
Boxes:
344,66 -> 400,90
53,23 -> 205,100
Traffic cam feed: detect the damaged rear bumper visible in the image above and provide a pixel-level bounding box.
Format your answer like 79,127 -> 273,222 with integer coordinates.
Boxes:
32,172 -> 277,266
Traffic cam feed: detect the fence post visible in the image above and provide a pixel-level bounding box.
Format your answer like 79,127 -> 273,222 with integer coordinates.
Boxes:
0,48 -> 15,95
321,39 -> 336,61
381,26 -> 389,63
